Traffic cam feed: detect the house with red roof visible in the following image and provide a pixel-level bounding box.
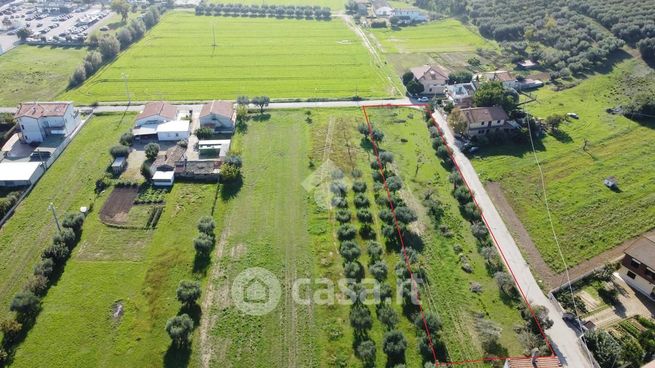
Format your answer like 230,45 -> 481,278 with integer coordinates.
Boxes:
134,101 -> 178,127
15,101 -> 79,144
199,100 -> 236,134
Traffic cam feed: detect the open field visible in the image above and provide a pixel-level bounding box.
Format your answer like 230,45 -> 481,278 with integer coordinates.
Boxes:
472,59 -> 655,272
0,113 -> 134,323
206,0 -> 345,10
10,183 -> 218,367
366,107 -> 527,361
367,18 -> 501,77
62,12 -> 397,103
199,107 -> 529,368
0,45 -> 86,106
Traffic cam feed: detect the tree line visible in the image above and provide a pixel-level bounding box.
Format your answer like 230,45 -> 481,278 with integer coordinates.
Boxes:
0,212 -> 85,366
69,5 -> 165,88
195,2 -> 331,19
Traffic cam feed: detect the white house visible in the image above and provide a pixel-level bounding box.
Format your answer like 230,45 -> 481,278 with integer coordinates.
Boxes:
156,120 -> 190,141
199,100 -> 236,134
15,102 -> 80,144
410,64 -> 449,95
0,161 -> 45,187
392,8 -> 427,23
446,82 -> 477,107
619,236 -> 655,300
372,0 -> 393,16
459,106 -> 510,136
134,101 -> 177,127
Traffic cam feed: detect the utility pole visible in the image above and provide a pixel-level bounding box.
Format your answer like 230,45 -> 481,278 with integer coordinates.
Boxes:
212,24 -> 217,47
48,202 -> 61,233
121,73 -> 130,105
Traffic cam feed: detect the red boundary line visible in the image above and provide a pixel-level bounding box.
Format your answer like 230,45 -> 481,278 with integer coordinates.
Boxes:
359,103 -> 558,366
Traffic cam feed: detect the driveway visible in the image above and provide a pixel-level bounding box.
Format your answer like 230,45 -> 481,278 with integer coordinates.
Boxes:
429,108 -> 593,368
586,275 -> 655,328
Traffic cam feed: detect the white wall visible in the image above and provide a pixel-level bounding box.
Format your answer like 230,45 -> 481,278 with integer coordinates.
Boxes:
157,130 -> 190,141
135,115 -> 168,127
18,116 -> 44,143
619,266 -> 655,299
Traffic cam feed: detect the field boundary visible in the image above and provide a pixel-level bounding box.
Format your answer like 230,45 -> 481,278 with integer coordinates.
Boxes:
359,103 -> 558,366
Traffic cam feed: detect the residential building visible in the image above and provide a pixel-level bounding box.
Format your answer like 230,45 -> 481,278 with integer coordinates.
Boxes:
459,106 -> 510,136
410,64 -> 449,95
516,59 -> 538,70
15,102 -> 80,143
392,8 -> 427,23
134,101 -> 177,127
151,145 -> 186,172
372,0 -> 392,16
476,70 -> 517,88
199,100 -> 236,134
446,82 -> 476,107
0,161 -> 45,187
619,235 -> 655,300
156,120 -> 190,141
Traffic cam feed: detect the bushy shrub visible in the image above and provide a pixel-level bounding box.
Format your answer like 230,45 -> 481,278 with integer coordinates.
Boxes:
337,224 -> 357,240
335,209 -> 351,223
353,193 -> 370,208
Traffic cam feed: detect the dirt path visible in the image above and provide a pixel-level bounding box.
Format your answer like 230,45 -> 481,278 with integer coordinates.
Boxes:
486,182 -> 655,291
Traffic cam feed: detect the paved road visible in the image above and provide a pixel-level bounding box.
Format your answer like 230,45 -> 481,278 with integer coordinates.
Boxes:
0,98 -> 413,114
430,109 -> 593,368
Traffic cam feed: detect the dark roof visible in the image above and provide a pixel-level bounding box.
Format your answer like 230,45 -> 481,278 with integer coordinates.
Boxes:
199,100 -> 235,119
16,102 -> 72,118
176,160 -> 221,175
410,64 -> 449,84
624,236 -> 655,269
460,106 -> 509,123
136,101 -> 177,121
152,145 -> 185,171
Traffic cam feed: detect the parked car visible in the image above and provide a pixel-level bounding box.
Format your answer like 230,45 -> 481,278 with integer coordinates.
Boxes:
567,112 -> 579,119
417,96 -> 429,102
6,30 -> 16,35
36,22 -> 42,27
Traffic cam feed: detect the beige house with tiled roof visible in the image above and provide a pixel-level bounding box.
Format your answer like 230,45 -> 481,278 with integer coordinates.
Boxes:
135,101 -> 177,127
410,64 -> 450,95
459,106 -> 510,136
199,100 -> 236,134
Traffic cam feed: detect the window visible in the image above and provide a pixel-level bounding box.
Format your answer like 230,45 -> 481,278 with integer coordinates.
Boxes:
631,258 -> 641,269
627,271 -> 636,279
646,268 -> 655,280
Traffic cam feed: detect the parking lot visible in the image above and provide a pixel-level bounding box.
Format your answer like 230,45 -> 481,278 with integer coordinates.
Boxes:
0,1 -> 111,52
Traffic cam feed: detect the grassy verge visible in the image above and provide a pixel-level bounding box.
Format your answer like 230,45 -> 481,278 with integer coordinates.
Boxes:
472,59 -> 655,272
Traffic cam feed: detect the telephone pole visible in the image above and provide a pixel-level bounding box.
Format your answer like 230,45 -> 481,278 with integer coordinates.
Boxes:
121,73 -> 130,105
48,202 -> 61,233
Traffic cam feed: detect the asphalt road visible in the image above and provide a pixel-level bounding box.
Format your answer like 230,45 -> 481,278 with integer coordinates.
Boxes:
430,108 -> 593,368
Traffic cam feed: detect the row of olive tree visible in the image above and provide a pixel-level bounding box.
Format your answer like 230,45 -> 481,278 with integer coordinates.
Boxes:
195,3 -> 331,19
69,6 -> 163,88
0,212 -> 85,365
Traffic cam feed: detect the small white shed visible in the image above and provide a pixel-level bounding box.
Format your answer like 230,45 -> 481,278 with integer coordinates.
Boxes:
156,120 -> 190,141
152,170 -> 174,187
0,161 -> 45,187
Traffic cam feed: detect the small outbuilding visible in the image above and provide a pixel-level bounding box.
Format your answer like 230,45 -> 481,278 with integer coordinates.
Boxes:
152,170 -> 174,187
156,120 -> 190,141
111,156 -> 127,174
603,176 -> 618,189
0,161 -> 45,187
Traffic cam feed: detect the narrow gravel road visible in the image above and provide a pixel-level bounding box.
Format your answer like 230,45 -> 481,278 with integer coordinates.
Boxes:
430,108 -> 593,368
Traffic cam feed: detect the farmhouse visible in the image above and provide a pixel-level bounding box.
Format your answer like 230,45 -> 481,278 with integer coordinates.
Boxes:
446,82 -> 476,107
459,106 -> 511,136
199,100 -> 236,134
516,59 -> 538,70
134,101 -> 177,127
372,0 -> 393,16
619,235 -> 655,300
0,161 -> 45,187
392,8 -> 427,23
151,145 -> 186,172
156,120 -> 190,141
15,102 -> 80,144
410,64 -> 449,95
476,70 -> 516,88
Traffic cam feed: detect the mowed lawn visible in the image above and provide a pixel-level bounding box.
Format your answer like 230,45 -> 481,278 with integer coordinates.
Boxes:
11,183 -> 217,368
0,45 -> 86,105
370,19 -> 494,54
63,12 -> 396,103
472,59 -> 655,272
0,113 -> 133,323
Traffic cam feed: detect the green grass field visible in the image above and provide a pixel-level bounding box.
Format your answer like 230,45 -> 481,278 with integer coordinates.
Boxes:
207,0 -> 345,10
0,45 -> 86,106
0,114 -> 133,323
62,12 -> 396,103
367,18 -> 500,77
472,59 -> 655,272
370,19 -> 494,54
